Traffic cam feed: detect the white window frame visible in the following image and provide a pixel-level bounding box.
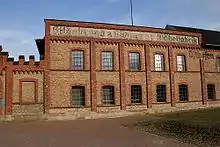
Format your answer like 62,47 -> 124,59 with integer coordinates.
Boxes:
154,54 -> 164,71
177,55 -> 186,72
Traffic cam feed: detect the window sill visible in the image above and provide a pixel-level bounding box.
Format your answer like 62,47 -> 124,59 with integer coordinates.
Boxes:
207,99 -> 217,101
50,106 -> 90,109
12,102 -> 43,105
176,71 -> 187,73
97,105 -> 119,107
177,100 -> 189,103
99,70 -> 118,72
152,102 -> 170,104
151,71 -> 168,72
70,69 -> 89,71
127,103 -> 144,106
126,70 -> 145,72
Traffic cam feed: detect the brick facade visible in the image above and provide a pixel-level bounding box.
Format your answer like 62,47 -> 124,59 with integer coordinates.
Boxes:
0,19 -> 220,120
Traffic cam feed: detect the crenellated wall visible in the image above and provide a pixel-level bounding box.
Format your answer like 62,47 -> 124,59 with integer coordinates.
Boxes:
0,50 -> 45,118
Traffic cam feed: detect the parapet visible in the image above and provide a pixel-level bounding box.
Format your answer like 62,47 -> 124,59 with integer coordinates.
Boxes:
0,45 -> 45,71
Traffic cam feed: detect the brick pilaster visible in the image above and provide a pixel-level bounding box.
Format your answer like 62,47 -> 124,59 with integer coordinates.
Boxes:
200,59 -> 207,104
168,46 -> 176,107
145,44 -> 152,108
44,21 -> 51,114
90,40 -> 97,111
5,64 -> 13,115
0,79 -> 2,115
119,42 -> 126,110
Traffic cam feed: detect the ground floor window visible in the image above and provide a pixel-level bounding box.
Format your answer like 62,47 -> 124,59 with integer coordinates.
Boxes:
179,84 -> 188,101
72,86 -> 85,106
102,86 -> 115,105
156,85 -> 166,102
131,85 -> 142,104
207,84 -> 216,100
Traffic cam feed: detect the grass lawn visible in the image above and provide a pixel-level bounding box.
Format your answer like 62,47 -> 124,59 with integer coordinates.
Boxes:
136,108 -> 220,146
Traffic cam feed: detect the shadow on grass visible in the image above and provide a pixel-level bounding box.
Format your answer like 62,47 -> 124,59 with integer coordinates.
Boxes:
135,108 -> 220,147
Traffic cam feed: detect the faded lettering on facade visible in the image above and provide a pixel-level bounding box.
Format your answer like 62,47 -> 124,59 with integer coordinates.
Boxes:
50,26 -> 199,45
188,50 -> 214,60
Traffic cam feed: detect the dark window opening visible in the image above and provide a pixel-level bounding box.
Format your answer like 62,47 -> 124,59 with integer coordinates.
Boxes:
179,84 -> 188,101
207,84 -> 216,100
156,85 -> 166,102
131,85 -> 142,104
102,86 -> 115,105
72,86 -> 85,106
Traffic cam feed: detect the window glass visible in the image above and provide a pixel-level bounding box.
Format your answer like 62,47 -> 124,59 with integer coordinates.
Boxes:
102,51 -> 113,70
131,85 -> 142,104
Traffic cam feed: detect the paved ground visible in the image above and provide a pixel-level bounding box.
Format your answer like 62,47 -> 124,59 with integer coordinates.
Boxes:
0,115 -> 196,147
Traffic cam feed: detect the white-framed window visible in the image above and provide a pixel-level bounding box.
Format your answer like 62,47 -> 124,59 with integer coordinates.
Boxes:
177,55 -> 186,72
102,51 -> 113,70
154,54 -> 164,71
129,52 -> 140,70
72,50 -> 84,70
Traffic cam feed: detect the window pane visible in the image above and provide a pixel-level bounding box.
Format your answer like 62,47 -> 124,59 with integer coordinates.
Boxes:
155,54 -> 164,71
72,86 -> 85,106
72,51 -> 84,70
129,53 -> 140,70
131,85 -> 142,104
156,85 -> 166,102
217,58 -> 220,72
207,84 -> 216,100
102,86 -> 115,105
179,85 -> 188,101
102,52 -> 113,70
177,55 -> 186,72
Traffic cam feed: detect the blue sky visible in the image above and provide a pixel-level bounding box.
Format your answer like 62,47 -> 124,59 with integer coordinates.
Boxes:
0,0 -> 220,60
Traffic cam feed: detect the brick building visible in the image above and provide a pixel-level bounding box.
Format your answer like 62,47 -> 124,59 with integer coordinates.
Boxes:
0,19 -> 220,120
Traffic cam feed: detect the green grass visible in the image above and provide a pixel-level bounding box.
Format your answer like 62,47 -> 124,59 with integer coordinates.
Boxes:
136,108 -> 220,146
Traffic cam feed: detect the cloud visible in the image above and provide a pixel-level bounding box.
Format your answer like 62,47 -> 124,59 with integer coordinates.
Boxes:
0,28 -> 40,60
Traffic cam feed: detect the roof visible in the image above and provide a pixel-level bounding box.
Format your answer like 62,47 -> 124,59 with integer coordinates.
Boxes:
35,38 -> 45,56
166,25 -> 220,48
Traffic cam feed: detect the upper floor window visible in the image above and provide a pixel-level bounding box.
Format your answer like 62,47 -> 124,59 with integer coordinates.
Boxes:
131,85 -> 142,104
216,57 -> 220,72
156,85 -> 166,102
129,52 -> 140,70
102,86 -> 115,105
207,84 -> 216,100
72,86 -> 85,107
177,55 -> 186,72
72,51 -> 84,70
179,84 -> 188,101
102,51 -> 113,70
155,54 -> 164,71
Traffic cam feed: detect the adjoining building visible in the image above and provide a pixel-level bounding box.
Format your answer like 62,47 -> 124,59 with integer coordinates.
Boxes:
0,19 -> 220,120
